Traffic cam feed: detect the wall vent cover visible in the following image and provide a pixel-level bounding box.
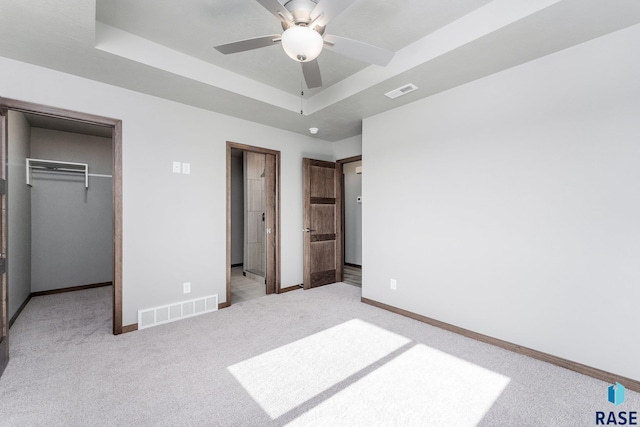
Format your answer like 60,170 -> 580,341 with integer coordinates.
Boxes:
385,84 -> 418,99
138,294 -> 218,330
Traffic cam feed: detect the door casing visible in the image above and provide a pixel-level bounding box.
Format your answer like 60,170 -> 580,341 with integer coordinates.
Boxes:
225,141 -> 280,307
0,108 -> 9,377
336,155 -> 362,272
0,97 -> 123,335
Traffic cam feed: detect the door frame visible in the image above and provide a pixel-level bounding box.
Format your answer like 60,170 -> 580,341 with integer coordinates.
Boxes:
0,108 -> 8,377
0,97 -> 124,335
336,155 -> 362,273
225,141 -> 280,307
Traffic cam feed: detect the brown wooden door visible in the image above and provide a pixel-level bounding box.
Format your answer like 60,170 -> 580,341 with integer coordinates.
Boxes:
0,109 -> 8,378
303,158 -> 343,289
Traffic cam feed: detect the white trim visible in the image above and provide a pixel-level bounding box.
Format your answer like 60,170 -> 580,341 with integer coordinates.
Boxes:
138,294 -> 218,330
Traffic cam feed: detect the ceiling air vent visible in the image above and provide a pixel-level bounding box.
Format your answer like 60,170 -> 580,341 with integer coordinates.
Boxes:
385,84 -> 418,100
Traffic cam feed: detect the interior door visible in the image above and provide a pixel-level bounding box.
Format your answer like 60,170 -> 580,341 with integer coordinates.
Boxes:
0,109 -> 8,377
303,158 -> 343,289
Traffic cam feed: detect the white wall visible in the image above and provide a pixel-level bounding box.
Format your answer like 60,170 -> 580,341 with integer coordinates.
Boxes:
7,111 -> 31,320
0,57 -> 333,326
30,128 -> 113,292
362,23 -> 640,382
344,161 -> 362,266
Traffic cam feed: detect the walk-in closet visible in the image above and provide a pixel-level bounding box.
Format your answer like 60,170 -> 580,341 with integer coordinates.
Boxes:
6,111 -> 113,329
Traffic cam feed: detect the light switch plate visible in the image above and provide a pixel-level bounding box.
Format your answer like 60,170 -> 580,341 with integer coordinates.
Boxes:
172,161 -> 181,173
183,282 -> 191,294
182,163 -> 191,174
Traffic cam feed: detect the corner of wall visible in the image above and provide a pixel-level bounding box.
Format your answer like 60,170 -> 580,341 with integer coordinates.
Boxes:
332,134 -> 362,161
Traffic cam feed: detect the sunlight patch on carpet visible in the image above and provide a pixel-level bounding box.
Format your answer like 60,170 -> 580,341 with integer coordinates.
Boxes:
227,318 -> 411,419
285,343 -> 511,426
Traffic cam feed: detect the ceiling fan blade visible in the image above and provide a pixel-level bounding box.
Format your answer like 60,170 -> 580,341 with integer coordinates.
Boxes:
214,35 -> 282,55
323,34 -> 394,66
255,0 -> 294,24
302,60 -> 322,88
310,0 -> 357,27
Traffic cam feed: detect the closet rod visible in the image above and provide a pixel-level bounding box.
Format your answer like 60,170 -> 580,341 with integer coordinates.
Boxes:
29,168 -> 112,179
26,158 -> 89,188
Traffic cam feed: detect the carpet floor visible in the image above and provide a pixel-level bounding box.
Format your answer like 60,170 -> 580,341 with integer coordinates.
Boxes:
0,283 -> 637,426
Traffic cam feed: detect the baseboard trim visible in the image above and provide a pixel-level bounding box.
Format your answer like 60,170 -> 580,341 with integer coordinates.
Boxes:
9,295 -> 32,328
31,281 -> 113,297
361,297 -> 640,393
344,263 -> 362,269
121,323 -> 138,334
279,284 -> 302,293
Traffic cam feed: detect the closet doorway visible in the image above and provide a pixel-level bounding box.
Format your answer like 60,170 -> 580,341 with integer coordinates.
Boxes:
0,98 -> 122,340
226,142 -> 280,307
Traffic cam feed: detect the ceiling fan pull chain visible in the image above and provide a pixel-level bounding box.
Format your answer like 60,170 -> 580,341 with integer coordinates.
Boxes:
300,81 -> 304,114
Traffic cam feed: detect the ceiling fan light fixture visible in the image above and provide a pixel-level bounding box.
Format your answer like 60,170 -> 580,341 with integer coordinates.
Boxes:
281,26 -> 323,62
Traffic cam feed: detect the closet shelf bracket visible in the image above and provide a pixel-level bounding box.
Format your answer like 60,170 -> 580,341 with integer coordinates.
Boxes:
26,158 -> 89,188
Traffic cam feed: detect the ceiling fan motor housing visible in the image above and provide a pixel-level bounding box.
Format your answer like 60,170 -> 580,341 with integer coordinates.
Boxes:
284,0 -> 317,25
281,0 -> 326,33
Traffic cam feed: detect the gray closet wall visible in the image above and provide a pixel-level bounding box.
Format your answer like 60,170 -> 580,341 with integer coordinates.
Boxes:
30,128 -> 113,292
7,111 -> 32,320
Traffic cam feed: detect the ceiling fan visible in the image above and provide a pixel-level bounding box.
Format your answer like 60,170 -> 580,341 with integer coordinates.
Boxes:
214,0 -> 395,89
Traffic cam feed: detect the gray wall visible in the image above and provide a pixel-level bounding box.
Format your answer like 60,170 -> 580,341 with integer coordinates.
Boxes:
344,161 -> 362,266
7,111 -> 31,320
362,25 -> 640,381
332,135 -> 362,161
230,154 -> 244,265
30,128 -> 113,292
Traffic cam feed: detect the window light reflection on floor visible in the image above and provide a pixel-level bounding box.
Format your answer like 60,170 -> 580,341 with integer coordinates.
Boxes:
227,318 -> 411,419
286,343 -> 511,426
227,319 -> 510,425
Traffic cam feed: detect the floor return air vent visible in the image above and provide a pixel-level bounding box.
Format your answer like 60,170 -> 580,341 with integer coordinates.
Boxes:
138,294 -> 218,330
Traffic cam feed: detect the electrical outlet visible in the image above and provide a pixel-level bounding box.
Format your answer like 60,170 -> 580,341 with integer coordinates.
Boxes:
172,161 -> 181,173
390,279 -> 397,290
183,282 -> 191,294
182,163 -> 191,174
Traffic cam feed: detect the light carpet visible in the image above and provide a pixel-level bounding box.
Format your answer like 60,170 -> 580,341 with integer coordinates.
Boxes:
0,283 -> 637,426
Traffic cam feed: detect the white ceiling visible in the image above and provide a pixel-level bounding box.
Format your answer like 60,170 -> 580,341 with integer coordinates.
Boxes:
1,0 -> 639,142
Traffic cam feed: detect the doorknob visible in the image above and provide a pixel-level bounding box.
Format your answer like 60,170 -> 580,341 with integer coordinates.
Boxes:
303,228 -> 315,233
